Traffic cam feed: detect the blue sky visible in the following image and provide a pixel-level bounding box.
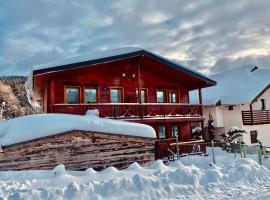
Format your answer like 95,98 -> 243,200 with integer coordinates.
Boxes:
1,0 -> 270,76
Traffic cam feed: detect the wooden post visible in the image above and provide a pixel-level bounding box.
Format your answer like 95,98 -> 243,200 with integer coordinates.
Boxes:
258,147 -> 262,165
176,132 -> 180,160
198,88 -> 205,140
49,79 -> 55,113
198,88 -> 203,107
137,62 -> 143,119
239,139 -> 243,158
211,140 -> 216,164
250,103 -> 254,125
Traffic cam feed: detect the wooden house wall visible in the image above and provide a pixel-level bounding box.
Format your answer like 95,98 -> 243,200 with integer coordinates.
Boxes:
0,130 -> 155,171
46,59 -> 190,105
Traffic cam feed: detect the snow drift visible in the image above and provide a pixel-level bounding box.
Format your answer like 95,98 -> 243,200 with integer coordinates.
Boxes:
0,148 -> 270,199
0,110 -> 156,146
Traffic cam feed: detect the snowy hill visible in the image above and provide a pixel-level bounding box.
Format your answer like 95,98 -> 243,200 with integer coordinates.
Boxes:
0,76 -> 41,120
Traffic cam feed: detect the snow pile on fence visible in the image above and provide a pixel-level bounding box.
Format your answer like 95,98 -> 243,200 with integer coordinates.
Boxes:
0,148 -> 270,199
0,109 -> 156,146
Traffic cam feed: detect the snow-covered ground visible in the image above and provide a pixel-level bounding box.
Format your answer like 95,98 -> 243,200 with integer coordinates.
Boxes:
1,148 -> 270,199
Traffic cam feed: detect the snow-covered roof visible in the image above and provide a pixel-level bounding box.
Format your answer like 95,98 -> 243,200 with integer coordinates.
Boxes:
33,47 -> 216,86
0,110 -> 156,146
190,65 -> 270,105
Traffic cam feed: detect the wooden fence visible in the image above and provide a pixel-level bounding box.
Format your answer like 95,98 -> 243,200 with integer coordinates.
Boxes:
242,110 -> 270,125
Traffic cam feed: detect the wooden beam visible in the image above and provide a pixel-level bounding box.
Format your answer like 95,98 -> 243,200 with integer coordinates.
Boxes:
198,88 -> 205,140
137,61 -> 143,119
49,79 -> 55,112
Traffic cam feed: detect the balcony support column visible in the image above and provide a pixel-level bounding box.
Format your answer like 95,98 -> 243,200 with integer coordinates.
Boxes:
49,79 -> 55,113
137,61 -> 143,119
198,88 -> 205,140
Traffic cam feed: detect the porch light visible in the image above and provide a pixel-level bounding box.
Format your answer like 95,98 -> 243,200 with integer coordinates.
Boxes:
122,72 -> 136,79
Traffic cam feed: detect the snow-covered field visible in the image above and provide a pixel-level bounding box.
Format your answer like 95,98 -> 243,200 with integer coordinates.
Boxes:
1,148 -> 270,200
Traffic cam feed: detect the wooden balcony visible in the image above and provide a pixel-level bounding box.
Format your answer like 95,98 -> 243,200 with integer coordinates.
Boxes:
242,110 -> 270,125
51,103 -> 203,121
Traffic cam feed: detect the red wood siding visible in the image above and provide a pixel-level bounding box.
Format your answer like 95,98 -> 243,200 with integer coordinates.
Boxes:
34,56 -> 205,157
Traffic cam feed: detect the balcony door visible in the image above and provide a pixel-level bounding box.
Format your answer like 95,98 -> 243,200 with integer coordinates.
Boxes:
157,90 -> 166,103
110,88 -> 123,103
169,91 -> 177,103
136,89 -> 147,103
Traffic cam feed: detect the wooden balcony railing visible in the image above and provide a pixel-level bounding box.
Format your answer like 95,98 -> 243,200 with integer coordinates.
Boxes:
242,110 -> 270,125
51,103 -> 203,120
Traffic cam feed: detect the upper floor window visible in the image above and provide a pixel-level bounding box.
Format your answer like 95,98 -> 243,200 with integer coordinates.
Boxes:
157,90 -> 166,103
261,99 -> 266,110
65,86 -> 79,104
169,92 -> 177,103
111,88 -> 123,103
136,89 -> 147,103
158,125 -> 166,139
84,88 -> 97,103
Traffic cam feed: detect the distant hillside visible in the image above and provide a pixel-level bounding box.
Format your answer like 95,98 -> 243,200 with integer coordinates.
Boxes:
0,76 -> 41,120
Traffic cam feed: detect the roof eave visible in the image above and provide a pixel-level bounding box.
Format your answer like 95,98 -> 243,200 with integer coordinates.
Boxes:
33,49 -> 216,87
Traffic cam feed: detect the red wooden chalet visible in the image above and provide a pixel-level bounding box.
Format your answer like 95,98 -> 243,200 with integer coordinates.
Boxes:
32,47 -> 216,159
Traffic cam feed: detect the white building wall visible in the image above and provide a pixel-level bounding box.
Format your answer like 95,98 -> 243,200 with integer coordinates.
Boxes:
204,105 -> 243,132
252,87 -> 270,110
244,125 -> 270,147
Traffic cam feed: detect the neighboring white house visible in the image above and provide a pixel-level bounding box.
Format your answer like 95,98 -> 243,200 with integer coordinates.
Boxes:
190,65 -> 270,146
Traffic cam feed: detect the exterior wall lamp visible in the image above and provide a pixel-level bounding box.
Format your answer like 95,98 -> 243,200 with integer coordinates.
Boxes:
122,72 -> 136,79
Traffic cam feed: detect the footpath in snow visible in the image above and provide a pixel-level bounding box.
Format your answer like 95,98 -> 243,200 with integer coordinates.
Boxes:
1,148 -> 270,199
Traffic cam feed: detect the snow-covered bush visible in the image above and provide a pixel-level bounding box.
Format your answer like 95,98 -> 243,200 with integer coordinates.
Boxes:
220,127 -> 246,152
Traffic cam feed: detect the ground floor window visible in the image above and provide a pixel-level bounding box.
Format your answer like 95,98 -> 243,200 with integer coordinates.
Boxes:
250,130 -> 258,143
158,125 -> 166,139
171,124 -> 178,138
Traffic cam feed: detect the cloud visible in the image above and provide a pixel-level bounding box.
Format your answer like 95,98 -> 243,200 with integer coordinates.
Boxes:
0,0 -> 270,75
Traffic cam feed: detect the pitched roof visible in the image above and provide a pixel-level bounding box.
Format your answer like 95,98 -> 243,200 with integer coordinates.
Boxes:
190,65 -> 270,105
32,47 -> 216,86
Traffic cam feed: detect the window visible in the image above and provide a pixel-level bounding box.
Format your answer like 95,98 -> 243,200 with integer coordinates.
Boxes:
261,99 -> 265,110
159,125 -> 166,139
157,90 -> 165,103
169,92 -> 177,103
65,87 -> 79,104
171,124 -> 178,138
228,105 -> 234,110
136,89 -> 147,103
84,88 -> 97,103
250,130 -> 258,144
111,88 -> 122,103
